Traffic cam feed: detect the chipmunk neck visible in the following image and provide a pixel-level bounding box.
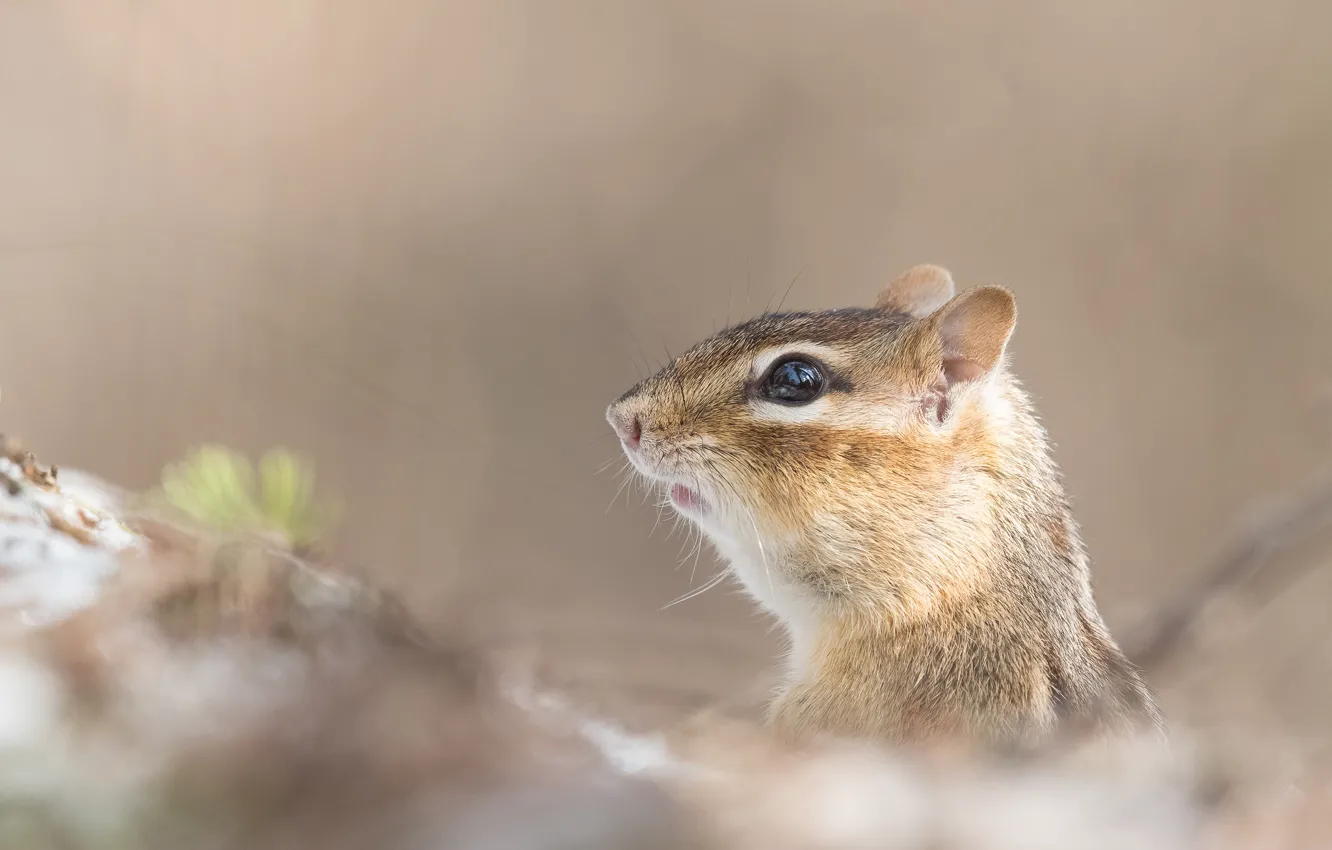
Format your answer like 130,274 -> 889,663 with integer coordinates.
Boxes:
755,377 -> 1159,743
712,378 -> 1080,682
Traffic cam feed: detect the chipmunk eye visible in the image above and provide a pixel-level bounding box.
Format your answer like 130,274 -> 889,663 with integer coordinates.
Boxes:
761,358 -> 826,405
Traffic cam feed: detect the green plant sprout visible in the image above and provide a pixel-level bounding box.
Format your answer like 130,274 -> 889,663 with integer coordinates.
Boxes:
157,445 -> 339,549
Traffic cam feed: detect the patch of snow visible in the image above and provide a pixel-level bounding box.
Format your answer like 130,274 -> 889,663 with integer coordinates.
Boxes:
502,677 -> 685,777
0,524 -> 119,629
0,653 -> 64,754
47,468 -> 126,517
774,750 -> 931,849
574,714 -> 677,776
0,462 -> 140,634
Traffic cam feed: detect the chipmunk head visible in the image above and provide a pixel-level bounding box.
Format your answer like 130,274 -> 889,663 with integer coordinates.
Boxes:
607,265 -> 1025,622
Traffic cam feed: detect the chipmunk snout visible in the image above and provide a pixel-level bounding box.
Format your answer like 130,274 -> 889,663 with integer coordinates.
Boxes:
606,404 -> 643,449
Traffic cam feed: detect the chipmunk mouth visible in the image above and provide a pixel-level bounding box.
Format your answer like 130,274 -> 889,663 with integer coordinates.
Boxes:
668,483 -> 710,516
619,442 -> 716,518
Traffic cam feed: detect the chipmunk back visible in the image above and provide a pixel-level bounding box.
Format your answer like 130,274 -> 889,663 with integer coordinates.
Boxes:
606,265 -> 1162,748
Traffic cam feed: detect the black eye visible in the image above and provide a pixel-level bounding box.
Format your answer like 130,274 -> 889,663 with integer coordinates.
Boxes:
761,358 -> 826,404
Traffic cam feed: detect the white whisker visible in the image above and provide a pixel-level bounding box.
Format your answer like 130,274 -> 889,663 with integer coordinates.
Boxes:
664,508 -> 686,548
660,569 -> 729,609
747,512 -> 775,601
649,499 -> 666,538
687,525 -> 705,584
605,466 -> 635,513
595,456 -> 625,475
625,467 -> 644,511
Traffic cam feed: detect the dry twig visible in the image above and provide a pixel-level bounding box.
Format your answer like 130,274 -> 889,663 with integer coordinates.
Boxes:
1127,461 -> 1332,671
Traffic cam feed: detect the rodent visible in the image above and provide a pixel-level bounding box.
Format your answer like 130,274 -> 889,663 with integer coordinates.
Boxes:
606,264 -> 1163,749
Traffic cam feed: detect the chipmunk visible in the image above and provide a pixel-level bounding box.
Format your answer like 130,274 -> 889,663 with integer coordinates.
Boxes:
606,265 -> 1163,749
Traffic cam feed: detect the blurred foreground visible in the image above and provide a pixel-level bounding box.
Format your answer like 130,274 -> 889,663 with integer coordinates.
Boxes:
1,440 -> 1330,850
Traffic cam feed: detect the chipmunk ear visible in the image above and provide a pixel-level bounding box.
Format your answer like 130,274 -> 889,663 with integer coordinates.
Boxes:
876,264 -> 956,318
931,286 -> 1017,387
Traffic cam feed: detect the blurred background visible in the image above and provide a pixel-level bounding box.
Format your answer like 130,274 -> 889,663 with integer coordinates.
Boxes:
2,0 -> 1331,748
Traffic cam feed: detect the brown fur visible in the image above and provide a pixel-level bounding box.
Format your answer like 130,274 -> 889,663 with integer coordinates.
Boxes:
606,264 -> 1163,749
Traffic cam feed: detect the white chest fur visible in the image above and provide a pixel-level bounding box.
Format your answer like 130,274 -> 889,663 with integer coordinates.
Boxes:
705,532 -> 819,685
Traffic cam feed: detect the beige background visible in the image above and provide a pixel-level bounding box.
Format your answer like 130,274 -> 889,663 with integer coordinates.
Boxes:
2,0 -> 1331,741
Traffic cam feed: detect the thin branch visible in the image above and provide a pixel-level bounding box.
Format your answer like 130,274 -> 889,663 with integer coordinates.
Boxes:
1127,461 -> 1332,672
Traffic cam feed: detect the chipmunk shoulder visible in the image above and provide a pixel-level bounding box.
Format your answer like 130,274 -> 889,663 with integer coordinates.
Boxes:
607,264 -> 1163,748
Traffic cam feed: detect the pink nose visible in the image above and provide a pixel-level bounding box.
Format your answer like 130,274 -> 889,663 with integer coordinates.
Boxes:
608,408 -> 642,448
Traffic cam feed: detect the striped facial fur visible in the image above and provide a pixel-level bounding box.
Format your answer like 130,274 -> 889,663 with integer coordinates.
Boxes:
606,266 -> 1019,627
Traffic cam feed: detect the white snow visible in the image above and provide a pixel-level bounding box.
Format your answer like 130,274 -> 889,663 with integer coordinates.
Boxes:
0,461 -> 138,636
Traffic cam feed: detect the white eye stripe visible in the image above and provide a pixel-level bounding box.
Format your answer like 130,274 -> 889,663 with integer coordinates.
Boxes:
744,343 -> 924,433
747,342 -> 914,431
749,343 -> 844,380
748,394 -> 916,432
748,395 -> 834,423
